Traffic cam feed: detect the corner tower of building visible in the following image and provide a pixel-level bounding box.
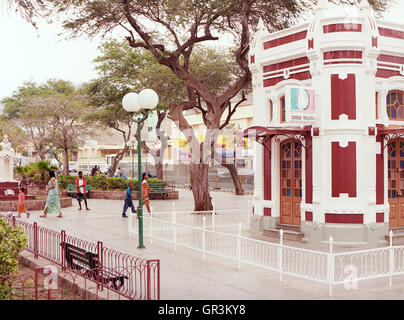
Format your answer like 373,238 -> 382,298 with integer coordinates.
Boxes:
246,0 -> 404,246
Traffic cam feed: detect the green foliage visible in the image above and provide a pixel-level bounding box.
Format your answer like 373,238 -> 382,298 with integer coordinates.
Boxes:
13,166 -> 27,178
57,175 -> 75,189
0,119 -> 27,152
57,175 -> 165,190
39,0 -> 388,45
0,217 -> 28,299
88,39 -> 242,110
1,79 -> 95,170
86,39 -> 185,118
106,177 -> 129,190
6,0 -> 47,27
18,160 -> 59,180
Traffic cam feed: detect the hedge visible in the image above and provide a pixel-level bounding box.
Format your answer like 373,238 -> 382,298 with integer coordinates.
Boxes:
57,174 -> 165,191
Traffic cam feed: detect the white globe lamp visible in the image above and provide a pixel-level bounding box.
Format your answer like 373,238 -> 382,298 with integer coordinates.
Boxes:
138,89 -> 159,110
122,92 -> 140,112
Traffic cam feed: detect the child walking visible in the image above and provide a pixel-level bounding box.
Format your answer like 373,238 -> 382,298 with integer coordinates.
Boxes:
122,182 -> 136,218
17,187 -> 30,218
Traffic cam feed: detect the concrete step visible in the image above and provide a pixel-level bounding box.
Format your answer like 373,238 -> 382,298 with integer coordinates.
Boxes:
389,227 -> 404,235
385,231 -> 404,245
276,223 -> 301,232
263,228 -> 304,242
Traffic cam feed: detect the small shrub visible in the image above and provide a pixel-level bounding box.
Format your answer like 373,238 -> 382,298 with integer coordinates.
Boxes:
0,218 -> 28,299
107,178 -> 127,190
96,175 -> 108,190
58,175 -> 75,189
56,175 -> 165,190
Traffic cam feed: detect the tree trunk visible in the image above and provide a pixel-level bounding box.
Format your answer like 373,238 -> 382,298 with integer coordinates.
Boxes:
108,147 -> 127,177
141,142 -> 166,181
37,151 -> 46,160
108,159 -> 119,177
189,163 -> 212,211
63,148 -> 69,175
155,162 -> 163,180
221,163 -> 244,195
53,153 -> 63,169
214,146 -> 244,195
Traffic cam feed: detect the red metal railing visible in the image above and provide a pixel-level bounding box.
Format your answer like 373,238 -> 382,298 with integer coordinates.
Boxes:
0,214 -> 160,300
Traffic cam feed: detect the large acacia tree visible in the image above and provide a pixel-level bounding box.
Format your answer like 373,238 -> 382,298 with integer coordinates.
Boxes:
35,0 -> 387,210
88,39 -> 244,186
2,79 -> 95,175
2,81 -> 56,160
86,39 -> 185,179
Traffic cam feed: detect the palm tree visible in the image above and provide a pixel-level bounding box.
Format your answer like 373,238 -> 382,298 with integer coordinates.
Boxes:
30,160 -> 59,187
14,166 -> 27,179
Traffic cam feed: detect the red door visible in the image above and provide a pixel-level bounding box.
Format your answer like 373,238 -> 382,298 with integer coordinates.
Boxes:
388,139 -> 404,227
280,140 -> 302,225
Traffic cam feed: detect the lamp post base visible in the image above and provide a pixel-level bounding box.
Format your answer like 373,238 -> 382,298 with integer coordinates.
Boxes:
137,205 -> 145,249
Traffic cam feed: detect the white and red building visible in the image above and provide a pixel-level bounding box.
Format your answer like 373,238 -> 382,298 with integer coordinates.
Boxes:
246,0 -> 404,246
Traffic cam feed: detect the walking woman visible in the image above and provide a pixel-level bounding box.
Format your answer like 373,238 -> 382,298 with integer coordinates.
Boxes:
40,170 -> 63,218
142,172 -> 155,214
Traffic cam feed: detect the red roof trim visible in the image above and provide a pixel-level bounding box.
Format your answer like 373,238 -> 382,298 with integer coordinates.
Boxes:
263,30 -> 307,50
378,127 -> 404,135
243,126 -> 311,139
378,27 -> 404,40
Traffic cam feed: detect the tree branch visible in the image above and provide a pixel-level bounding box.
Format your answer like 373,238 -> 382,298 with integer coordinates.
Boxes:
219,92 -> 247,130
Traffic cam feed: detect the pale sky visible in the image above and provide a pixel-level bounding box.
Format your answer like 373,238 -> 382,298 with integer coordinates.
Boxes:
0,1 -> 403,102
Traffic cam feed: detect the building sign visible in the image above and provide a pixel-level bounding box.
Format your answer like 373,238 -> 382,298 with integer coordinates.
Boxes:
285,87 -> 316,123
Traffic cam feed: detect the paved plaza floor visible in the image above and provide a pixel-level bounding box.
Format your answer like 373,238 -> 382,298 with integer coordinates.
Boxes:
20,189 -> 404,300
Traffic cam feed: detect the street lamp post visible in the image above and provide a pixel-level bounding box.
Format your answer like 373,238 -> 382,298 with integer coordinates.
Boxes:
127,137 -> 136,179
131,138 -> 135,179
122,89 -> 159,249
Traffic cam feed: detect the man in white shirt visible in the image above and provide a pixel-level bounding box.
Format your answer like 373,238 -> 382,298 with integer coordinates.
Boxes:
76,171 -> 90,210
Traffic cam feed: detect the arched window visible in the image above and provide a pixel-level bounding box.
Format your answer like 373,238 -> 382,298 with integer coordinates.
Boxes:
280,96 -> 286,123
387,90 -> 404,121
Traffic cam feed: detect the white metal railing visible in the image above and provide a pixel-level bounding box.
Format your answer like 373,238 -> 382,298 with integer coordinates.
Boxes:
281,241 -> 329,284
146,201 -> 251,233
129,214 -> 404,296
334,247 -> 390,283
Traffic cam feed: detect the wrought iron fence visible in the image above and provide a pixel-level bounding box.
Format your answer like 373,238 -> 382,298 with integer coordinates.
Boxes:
0,214 -> 160,300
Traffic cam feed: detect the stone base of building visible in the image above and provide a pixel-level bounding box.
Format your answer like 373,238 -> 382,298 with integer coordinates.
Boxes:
250,216 -> 389,247
250,215 -> 279,233
301,222 -> 389,247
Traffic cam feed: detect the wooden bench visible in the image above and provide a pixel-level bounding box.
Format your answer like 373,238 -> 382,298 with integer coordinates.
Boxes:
66,184 -> 92,198
63,243 -> 128,290
147,182 -> 168,199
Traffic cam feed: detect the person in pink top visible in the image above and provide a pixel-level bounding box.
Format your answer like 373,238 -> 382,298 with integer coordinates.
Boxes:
142,172 -> 155,213
17,187 -> 30,218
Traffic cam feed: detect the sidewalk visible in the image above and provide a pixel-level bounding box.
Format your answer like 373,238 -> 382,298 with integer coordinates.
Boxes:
19,189 -> 404,300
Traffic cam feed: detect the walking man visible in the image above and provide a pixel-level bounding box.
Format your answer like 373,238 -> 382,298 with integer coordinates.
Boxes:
76,171 -> 90,210
122,182 -> 136,218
